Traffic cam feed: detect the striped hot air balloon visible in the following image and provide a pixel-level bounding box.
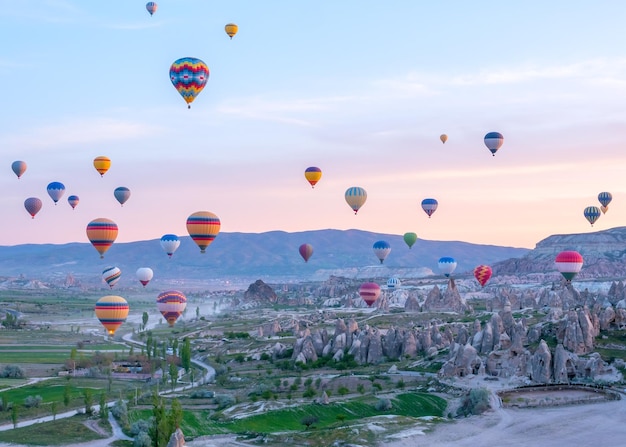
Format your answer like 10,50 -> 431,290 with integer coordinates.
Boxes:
157,290 -> 187,327
145,2 -> 157,16
359,282 -> 381,307
86,218 -> 118,258
170,58 -> 209,108
225,23 -> 238,39
102,266 -> 122,288
421,198 -> 438,218
95,295 -> 129,336
473,265 -> 493,287
67,195 -> 79,210
345,187 -> 367,214
583,206 -> 601,226
93,156 -> 111,177
484,131 -> 504,156
387,277 -> 401,289
555,251 -> 583,282
186,211 -> 220,253
299,243 -> 314,262
304,167 -> 322,188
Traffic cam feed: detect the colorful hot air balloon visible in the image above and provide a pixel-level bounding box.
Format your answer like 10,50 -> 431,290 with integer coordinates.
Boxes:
146,2 -> 157,16
359,282 -> 381,307
160,234 -> 180,258
136,267 -> 154,287
373,240 -> 391,264
473,265 -> 493,287
387,277 -> 401,289
555,250 -> 583,282
598,192 -> 612,212
403,232 -> 417,249
67,195 -> 79,210
421,198 -> 438,218
102,266 -> 122,289
46,182 -> 65,205
299,243 -> 314,262
114,187 -> 131,206
86,218 -> 118,258
170,58 -> 209,108
186,211 -> 221,253
440,134 -> 448,144
157,290 -> 187,327
584,206 -> 601,226
225,23 -> 238,39
484,132 -> 504,156
11,161 -> 27,179
95,295 -> 129,336
304,167 -> 322,188
345,187 -> 367,214
438,256 -> 457,277
93,156 -> 111,177
24,197 -> 42,219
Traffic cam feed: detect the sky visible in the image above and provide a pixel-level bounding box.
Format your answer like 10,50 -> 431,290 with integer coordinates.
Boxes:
2,1 -> 626,249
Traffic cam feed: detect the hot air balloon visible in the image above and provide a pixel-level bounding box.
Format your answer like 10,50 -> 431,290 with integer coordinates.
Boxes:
146,2 -> 157,16
11,161 -> 27,179
157,290 -> 187,327
345,187 -> 367,214
114,187 -> 131,206
584,206 -> 601,226
225,23 -> 238,39
46,182 -> 65,205
136,267 -> 154,287
67,195 -> 79,210
95,295 -> 129,336
304,167 -> 322,188
440,134 -> 448,144
24,197 -> 42,219
359,282 -> 381,307
299,243 -> 314,262
421,198 -> 438,218
170,58 -> 209,108
373,240 -> 391,264
555,250 -> 583,282
93,156 -> 111,177
403,232 -> 417,249
387,277 -> 401,289
186,211 -> 221,253
160,234 -> 180,258
473,265 -> 493,287
484,132 -> 504,156
598,192 -> 612,213
438,256 -> 457,277
102,266 -> 121,288
86,218 -> 118,258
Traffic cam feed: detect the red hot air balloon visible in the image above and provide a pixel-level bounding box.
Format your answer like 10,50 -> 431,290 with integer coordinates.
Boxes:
157,290 -> 187,327
359,282 -> 381,307
555,251 -> 583,282
299,243 -> 314,262
473,265 -> 493,287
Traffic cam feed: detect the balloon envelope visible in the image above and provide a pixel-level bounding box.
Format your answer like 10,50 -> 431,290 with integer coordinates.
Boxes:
93,156 -> 111,177
170,58 -> 209,108
157,290 -> 187,327
359,282 -> 381,307
304,167 -> 322,188
403,232 -> 417,249
583,206 -> 601,226
136,267 -> 154,287
67,195 -> 79,209
24,197 -> 42,219
95,295 -> 129,336
598,192 -> 612,208
225,23 -> 238,39
484,132 -> 504,156
46,182 -> 65,204
299,243 -> 314,262
373,240 -> 391,264
438,256 -> 457,277
11,161 -> 27,179
555,251 -> 583,282
114,187 -> 131,206
387,277 -> 401,289
421,198 -> 438,217
146,2 -> 157,15
345,187 -> 367,214
160,234 -> 180,258
102,266 -> 121,288
473,265 -> 493,287
440,134 -> 448,144
186,211 -> 221,253
86,218 -> 118,258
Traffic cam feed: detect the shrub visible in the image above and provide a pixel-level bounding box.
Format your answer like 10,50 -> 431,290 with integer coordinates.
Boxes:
24,395 -> 43,408
130,419 -> 152,436
133,431 -> 152,447
375,398 -> 392,411
0,365 -> 25,379
214,394 -> 235,410
302,387 -> 316,398
456,388 -> 491,417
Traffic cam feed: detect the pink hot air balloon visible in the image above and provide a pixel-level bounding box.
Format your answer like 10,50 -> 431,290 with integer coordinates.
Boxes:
555,251 -> 583,282
359,282 -> 381,307
24,197 -> 42,219
299,243 -> 313,262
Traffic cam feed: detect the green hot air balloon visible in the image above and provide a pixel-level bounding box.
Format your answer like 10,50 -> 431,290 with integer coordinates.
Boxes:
403,232 -> 417,249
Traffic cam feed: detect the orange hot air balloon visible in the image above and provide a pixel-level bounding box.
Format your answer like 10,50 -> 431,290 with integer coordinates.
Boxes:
359,282 -> 381,307
94,295 -> 129,336
157,290 -> 187,327
304,167 -> 322,188
86,218 -> 118,258
473,265 -> 493,287
186,211 -> 220,253
93,156 -> 111,177
440,134 -> 448,144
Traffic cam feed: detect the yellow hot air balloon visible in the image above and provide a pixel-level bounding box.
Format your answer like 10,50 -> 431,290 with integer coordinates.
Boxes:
94,295 -> 129,336
86,218 -> 118,258
440,134 -> 448,144
186,211 -> 221,253
93,156 -> 111,177
304,166 -> 322,188
225,23 -> 238,39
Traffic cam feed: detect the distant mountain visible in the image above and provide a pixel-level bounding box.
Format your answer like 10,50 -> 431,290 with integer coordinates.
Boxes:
0,229 -> 529,287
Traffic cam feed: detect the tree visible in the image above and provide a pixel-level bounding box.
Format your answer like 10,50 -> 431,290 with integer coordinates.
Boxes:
11,405 -> 17,429
167,399 -> 183,434
99,393 -> 108,420
150,392 -> 170,447
50,401 -> 58,421
83,388 -> 94,415
142,312 -> 149,331
456,388 -> 491,417
1,365 -> 25,379
169,362 -> 179,391
180,338 -> 191,373
301,415 -> 319,430
196,306 -> 200,319
63,383 -> 71,407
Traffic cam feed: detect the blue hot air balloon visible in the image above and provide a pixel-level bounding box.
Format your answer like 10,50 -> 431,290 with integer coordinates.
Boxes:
67,195 -> 80,210
438,256 -> 457,277
421,198 -> 438,218
584,206 -> 601,226
46,182 -> 66,205
373,240 -> 391,264
160,234 -> 180,258
387,277 -> 401,289
114,187 -> 131,206
484,132 -> 504,156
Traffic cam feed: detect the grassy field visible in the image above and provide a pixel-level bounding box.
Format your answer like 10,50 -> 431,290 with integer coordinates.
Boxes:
0,414 -> 109,446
